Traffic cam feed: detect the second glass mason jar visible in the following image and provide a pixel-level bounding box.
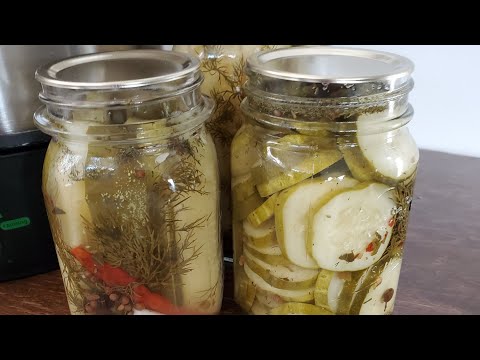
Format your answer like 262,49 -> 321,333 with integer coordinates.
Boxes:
232,46 -> 419,315
34,50 -> 223,315
173,45 -> 290,255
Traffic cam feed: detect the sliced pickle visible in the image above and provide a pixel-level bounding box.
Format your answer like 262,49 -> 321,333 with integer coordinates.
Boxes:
314,270 -> 352,313
270,302 -> 334,315
274,134 -> 337,150
308,182 -> 395,272
256,151 -> 343,197
336,270 -> 369,315
275,176 -> 358,269
349,256 -> 402,315
236,271 -> 257,312
250,300 -> 270,315
243,263 -> 315,303
43,138 -> 93,250
246,193 -> 278,227
231,125 -> 261,178
233,192 -> 264,221
243,242 -> 290,266
254,134 -> 343,197
255,288 -> 286,309
232,174 -> 257,201
242,218 -> 276,248
314,269 -> 336,311
338,116 -> 419,184
243,248 -> 318,290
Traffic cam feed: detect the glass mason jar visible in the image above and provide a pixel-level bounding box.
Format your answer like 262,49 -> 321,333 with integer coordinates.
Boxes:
34,50 -> 223,315
173,45 -> 290,255
232,46 -> 419,315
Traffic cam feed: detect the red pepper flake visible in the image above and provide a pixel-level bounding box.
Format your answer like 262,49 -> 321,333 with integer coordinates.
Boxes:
382,288 -> 395,303
366,242 -> 374,252
135,169 -> 146,178
388,218 -> 395,228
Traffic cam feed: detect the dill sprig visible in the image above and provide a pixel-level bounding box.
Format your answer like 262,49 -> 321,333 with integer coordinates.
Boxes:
354,171 -> 418,295
199,46 -> 246,146
82,210 -> 208,293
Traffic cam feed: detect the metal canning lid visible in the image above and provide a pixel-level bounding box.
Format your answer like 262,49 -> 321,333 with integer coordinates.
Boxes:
35,50 -> 203,107
36,49 -> 200,90
246,46 -> 414,98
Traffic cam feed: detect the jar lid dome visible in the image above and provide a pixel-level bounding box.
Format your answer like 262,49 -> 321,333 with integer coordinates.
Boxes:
245,46 -> 414,98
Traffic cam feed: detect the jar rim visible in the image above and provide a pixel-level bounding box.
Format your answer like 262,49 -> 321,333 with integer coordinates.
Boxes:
246,46 -> 414,86
35,49 -> 200,90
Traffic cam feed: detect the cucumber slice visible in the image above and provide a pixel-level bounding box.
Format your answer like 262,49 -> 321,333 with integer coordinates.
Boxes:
270,302 -> 334,315
243,248 -> 318,290
247,193 -> 278,227
336,270 -> 369,314
274,134 -> 337,150
295,126 -> 335,139
244,241 -> 283,256
256,151 -> 343,197
232,174 -> 263,221
235,271 -> 257,312
250,300 -> 271,315
243,242 -> 291,266
308,182 -> 395,271
243,263 -> 315,303
43,137 -> 92,249
231,125 -> 261,178
350,256 -> 402,315
255,288 -> 286,309
340,116 -> 419,184
232,174 -> 257,201
255,134 -> 343,197
233,192 -> 264,221
243,218 -> 276,248
275,176 -> 359,269
314,269 -> 349,313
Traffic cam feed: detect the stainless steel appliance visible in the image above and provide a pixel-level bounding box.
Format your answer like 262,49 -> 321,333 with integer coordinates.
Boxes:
0,45 -> 143,281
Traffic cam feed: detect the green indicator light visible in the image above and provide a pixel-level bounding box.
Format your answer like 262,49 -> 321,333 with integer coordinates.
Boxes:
0,217 -> 31,230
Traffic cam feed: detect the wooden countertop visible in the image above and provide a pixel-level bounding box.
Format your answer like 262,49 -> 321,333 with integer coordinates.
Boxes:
0,149 -> 479,315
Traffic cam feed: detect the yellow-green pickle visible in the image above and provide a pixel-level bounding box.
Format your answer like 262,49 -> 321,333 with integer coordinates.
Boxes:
34,50 -> 223,315
173,45 -> 290,253
232,46 -> 419,315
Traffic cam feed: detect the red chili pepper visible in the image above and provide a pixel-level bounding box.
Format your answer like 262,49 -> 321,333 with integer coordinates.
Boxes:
71,247 -> 136,286
366,242 -> 374,252
71,246 -> 204,315
132,285 -> 201,315
135,169 -> 146,179
388,218 -> 395,228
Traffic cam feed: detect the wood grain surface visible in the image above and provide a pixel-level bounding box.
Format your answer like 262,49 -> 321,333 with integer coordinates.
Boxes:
0,149 -> 478,315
